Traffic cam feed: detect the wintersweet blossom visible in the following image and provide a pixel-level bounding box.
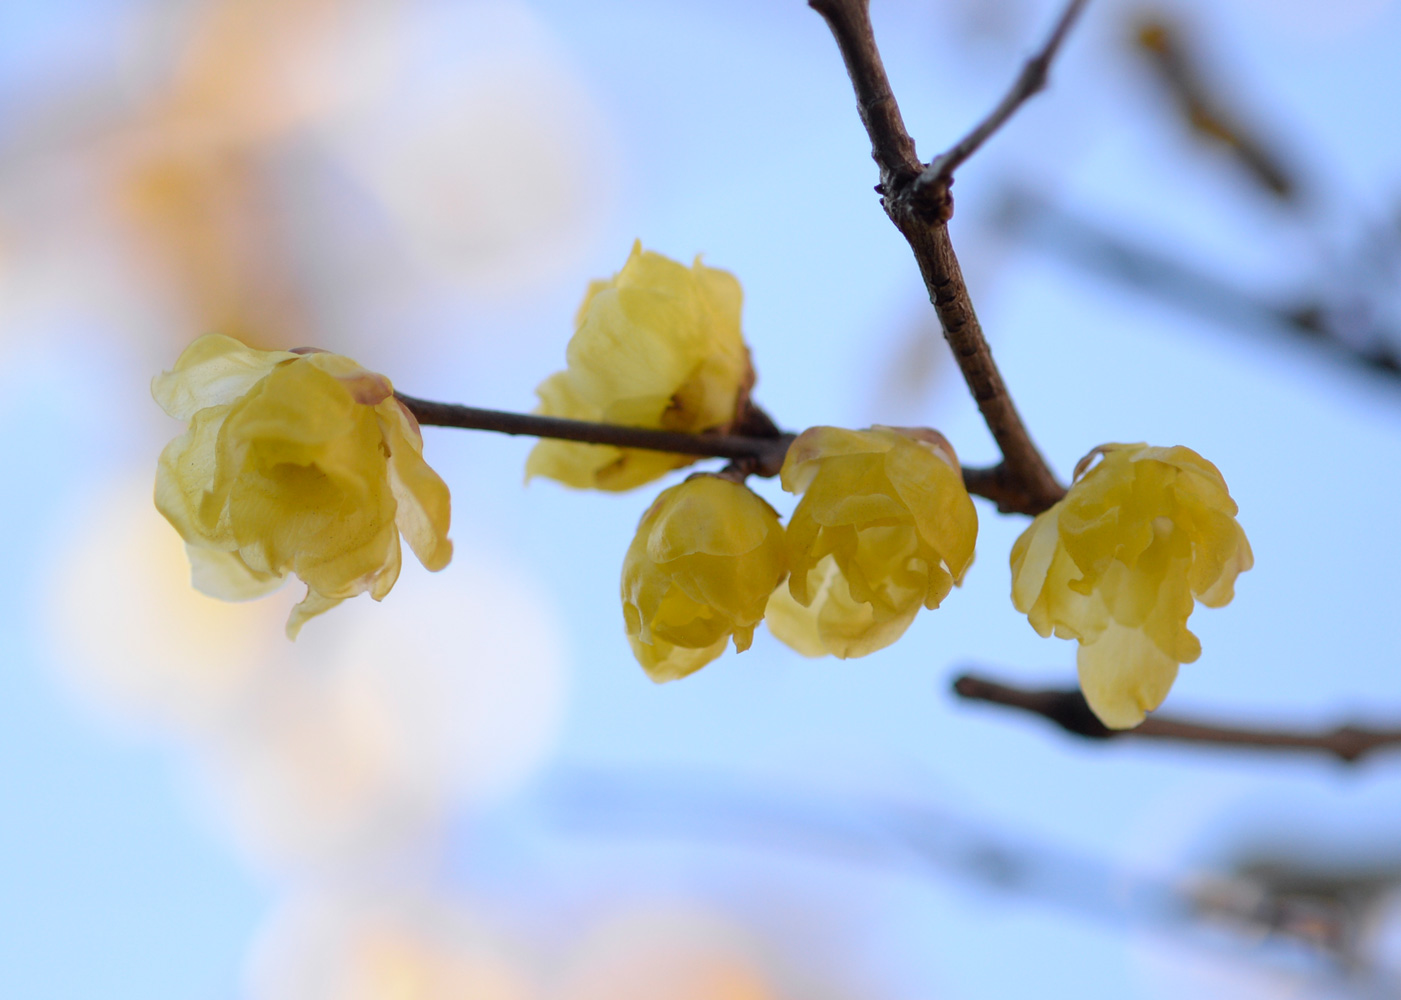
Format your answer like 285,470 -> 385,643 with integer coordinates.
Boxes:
1010,443 -> 1252,729
527,241 -> 752,491
153,334 -> 452,638
771,426 -> 978,659
622,475 -> 787,682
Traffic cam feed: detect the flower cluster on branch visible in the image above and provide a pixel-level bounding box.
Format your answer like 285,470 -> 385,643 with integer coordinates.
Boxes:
152,243 -> 1252,731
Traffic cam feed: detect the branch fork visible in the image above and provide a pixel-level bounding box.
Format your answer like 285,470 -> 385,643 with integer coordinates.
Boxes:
809,0 -> 1083,516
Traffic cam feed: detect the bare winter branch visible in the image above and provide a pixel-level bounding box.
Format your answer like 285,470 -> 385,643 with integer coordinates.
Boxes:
399,392 -> 1023,506
810,0 -> 1067,516
914,0 -> 1090,205
953,673 -> 1401,763
396,393 -> 794,478
807,0 -> 922,188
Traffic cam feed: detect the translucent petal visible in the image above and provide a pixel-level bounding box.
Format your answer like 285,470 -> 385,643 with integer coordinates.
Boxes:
887,438 -> 977,581
764,580 -> 828,658
779,425 -> 976,657
1013,442 -> 1250,726
1009,509 -> 1060,614
770,554 -> 921,659
155,403 -> 235,546
152,334 -> 295,420
1077,620 -> 1180,729
285,588 -> 345,641
647,477 -> 779,561
629,633 -> 729,683
378,400 -> 453,572
187,545 -> 286,601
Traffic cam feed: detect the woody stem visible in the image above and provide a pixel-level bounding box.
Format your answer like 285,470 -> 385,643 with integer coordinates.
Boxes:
396,393 -> 1017,505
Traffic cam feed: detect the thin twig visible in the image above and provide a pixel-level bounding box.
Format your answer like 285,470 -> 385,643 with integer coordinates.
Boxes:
398,392 -> 1021,506
396,393 -> 795,477
914,0 -> 1090,206
807,0 -> 921,188
953,673 -> 1401,763
810,0 -> 1066,516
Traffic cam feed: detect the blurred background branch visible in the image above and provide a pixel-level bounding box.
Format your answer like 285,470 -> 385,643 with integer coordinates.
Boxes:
542,766 -> 1401,996
995,185 -> 1401,383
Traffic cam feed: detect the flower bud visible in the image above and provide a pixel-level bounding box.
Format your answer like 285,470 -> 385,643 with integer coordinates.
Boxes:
772,426 -> 977,658
622,475 -> 787,681
527,241 -> 752,491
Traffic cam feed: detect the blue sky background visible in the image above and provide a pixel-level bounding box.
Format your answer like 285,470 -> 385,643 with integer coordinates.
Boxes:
2,0 -> 1401,997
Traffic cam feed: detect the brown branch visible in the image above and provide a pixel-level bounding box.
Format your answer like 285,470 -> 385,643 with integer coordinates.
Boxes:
398,392 -> 1022,506
810,0 -> 1066,516
914,0 -> 1090,203
953,672 -> 1401,763
807,0 -> 921,188
397,393 -> 795,478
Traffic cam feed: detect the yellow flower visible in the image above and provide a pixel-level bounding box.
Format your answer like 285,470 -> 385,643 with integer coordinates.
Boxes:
526,241 -> 752,491
1010,443 -> 1253,729
772,426 -> 978,659
622,475 -> 787,682
153,334 -> 453,638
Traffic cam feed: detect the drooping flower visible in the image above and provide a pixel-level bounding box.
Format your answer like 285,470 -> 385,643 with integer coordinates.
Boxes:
153,333 -> 452,638
771,426 -> 978,659
1010,443 -> 1252,729
526,241 -> 752,492
622,475 -> 787,682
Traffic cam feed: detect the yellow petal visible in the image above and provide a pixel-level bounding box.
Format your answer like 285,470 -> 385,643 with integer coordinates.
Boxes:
1009,508 -> 1060,615
629,633 -> 729,683
285,588 -> 345,640
186,545 -> 286,601
377,400 -> 453,572
152,333 -> 295,420
769,554 -> 921,659
155,402 -> 236,546
1077,620 -> 1180,729
779,425 -> 976,657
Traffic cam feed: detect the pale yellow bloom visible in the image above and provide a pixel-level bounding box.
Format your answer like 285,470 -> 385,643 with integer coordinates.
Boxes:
1010,443 -> 1253,729
527,241 -> 751,491
622,475 -> 787,682
773,426 -> 978,659
154,334 -> 452,638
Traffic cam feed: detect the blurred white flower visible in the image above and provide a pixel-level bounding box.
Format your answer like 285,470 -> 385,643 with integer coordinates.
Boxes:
320,0 -> 616,297
556,903 -> 779,1000
245,888 -> 536,1000
44,476 -> 289,737
191,554 -> 568,874
0,0 -> 616,365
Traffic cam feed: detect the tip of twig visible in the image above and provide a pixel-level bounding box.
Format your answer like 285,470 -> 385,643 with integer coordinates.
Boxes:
952,671 -> 1119,740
